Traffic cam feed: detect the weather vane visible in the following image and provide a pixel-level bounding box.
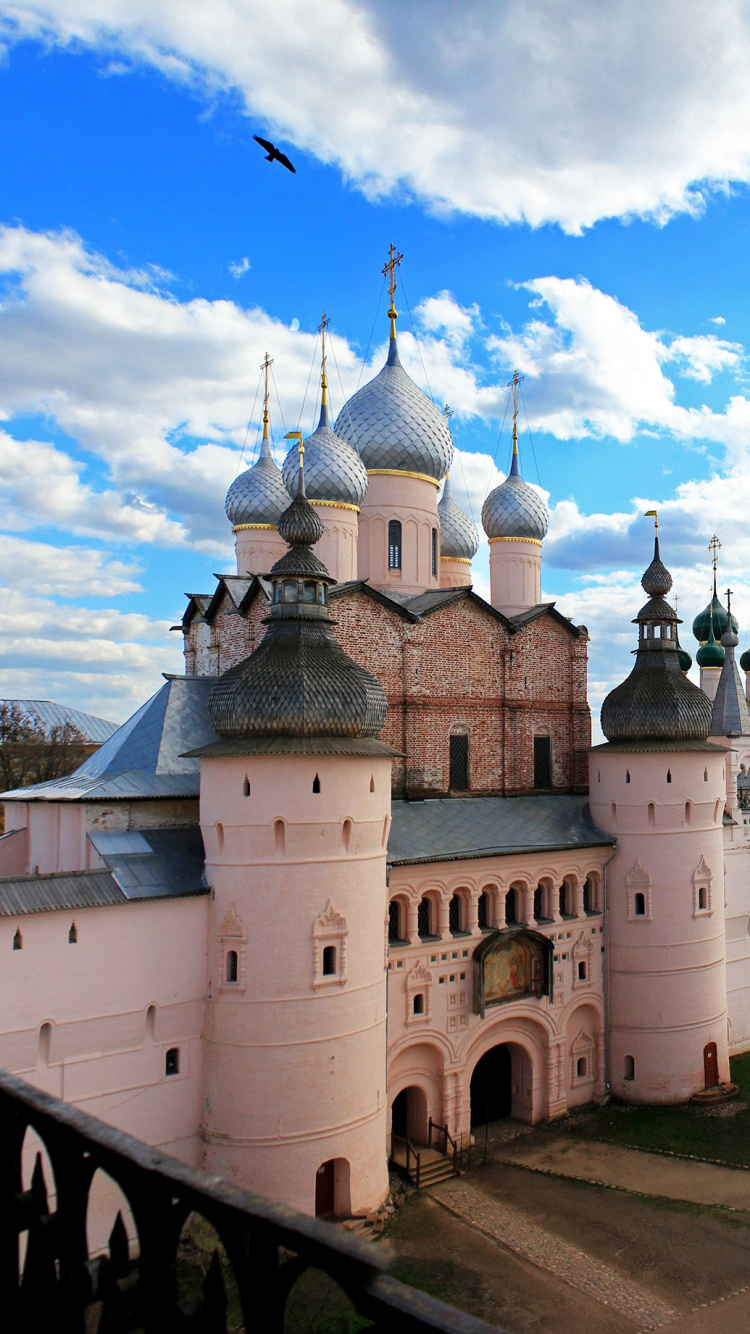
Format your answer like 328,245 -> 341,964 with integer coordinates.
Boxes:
382,244 -> 403,336
507,370 -> 524,457
644,509 -> 658,531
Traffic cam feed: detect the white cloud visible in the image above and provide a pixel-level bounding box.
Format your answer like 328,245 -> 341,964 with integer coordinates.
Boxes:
710,316 -> 727,325
666,334 -> 742,383
7,1 -> 750,230
0,534 -> 142,595
228,257 -> 250,279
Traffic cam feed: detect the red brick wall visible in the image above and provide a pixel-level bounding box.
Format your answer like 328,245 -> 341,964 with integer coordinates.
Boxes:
183,583 -> 591,796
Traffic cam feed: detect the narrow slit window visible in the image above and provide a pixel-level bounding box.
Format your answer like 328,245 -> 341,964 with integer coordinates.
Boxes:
578,961 -> 587,980
370,774 -> 375,793
322,945 -> 337,976
12,928 -> 22,951
388,519 -> 402,570
165,1047 -> 180,1076
577,1057 -> 587,1078
450,734 -> 469,790
243,776 -> 251,797
626,770 -> 630,784
624,1055 -> 635,1081
68,922 -> 78,944
667,769 -> 672,783
417,898 -> 432,938
648,803 -> 655,828
388,900 -> 401,942
698,885 -> 707,911
634,892 -> 646,917
431,527 -> 438,577
413,992 -> 424,1015
478,891 -> 489,930
226,950 -> 238,983
449,894 -> 462,934
312,773 -> 321,793
534,735 -> 552,788
505,888 -> 517,924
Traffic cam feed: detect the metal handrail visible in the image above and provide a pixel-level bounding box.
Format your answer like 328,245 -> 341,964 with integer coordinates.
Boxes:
1,1068 -> 504,1334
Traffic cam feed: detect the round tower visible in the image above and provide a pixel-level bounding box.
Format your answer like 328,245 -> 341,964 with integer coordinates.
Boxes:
335,248 -> 452,596
696,611 -> 725,702
225,353 -> 290,575
197,451 -> 397,1217
589,522 -> 729,1103
282,314 -> 368,585
692,535 -> 737,701
438,471 -> 479,588
481,372 -> 549,617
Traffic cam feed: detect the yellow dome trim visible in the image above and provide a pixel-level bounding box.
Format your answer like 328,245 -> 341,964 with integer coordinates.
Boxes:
440,556 -> 472,564
488,535 -> 542,547
311,499 -> 360,513
232,523 -> 278,532
367,468 -> 441,487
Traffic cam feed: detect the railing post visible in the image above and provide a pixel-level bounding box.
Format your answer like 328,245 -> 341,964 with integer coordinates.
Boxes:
416,1152 -> 421,1190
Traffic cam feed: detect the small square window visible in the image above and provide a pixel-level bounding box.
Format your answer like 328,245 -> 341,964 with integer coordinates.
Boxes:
460,972 -> 466,980
452,951 -> 458,959
449,973 -> 456,981
165,1047 -> 179,1076
441,953 -> 447,961
462,950 -> 468,958
439,976 -> 446,984
430,954 -> 437,962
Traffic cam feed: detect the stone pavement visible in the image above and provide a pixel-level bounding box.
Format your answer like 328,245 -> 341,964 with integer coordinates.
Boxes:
431,1177 -> 677,1330
493,1133 -> 750,1211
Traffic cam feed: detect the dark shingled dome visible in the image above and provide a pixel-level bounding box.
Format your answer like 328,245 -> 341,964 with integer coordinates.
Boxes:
208,463 -> 387,741
601,535 -> 712,743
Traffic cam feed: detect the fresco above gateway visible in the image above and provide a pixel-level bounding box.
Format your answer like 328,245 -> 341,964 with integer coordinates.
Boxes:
473,930 -> 552,1017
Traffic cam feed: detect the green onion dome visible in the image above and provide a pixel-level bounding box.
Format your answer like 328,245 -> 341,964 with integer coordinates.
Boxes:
741,649 -> 750,672
696,620 -> 725,669
675,625 -> 692,673
692,593 -> 738,645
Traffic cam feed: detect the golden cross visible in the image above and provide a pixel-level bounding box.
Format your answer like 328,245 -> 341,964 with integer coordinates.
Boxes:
726,588 -> 733,619
444,403 -> 454,421
507,369 -> 524,455
382,244 -> 403,331
260,352 -> 274,438
318,311 -> 330,406
709,533 -> 722,596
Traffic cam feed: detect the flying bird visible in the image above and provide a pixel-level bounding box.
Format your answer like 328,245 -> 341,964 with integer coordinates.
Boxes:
253,136 -> 296,174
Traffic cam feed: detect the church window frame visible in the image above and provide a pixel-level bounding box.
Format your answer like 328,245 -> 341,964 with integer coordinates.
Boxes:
431,527 -> 438,578
626,860 -> 652,922
388,520 -> 402,570
218,904 -> 247,994
406,960 -> 433,1025
693,856 -> 713,918
313,900 -> 348,988
571,1029 -> 595,1087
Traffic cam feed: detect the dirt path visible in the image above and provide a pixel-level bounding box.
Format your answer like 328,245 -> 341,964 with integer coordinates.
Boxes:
494,1133 -> 750,1210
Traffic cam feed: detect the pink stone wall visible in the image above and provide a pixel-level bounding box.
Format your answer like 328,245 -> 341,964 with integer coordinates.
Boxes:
357,473 -> 441,595
489,539 -> 542,616
234,526 -> 287,576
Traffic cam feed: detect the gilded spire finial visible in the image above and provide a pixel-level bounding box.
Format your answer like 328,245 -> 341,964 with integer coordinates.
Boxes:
382,243 -> 403,339
644,509 -> 658,531
709,533 -> 722,598
318,310 -> 330,409
261,351 -> 273,442
507,369 -> 524,464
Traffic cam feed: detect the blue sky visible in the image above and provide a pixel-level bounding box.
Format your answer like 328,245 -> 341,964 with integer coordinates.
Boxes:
3,2 -> 750,730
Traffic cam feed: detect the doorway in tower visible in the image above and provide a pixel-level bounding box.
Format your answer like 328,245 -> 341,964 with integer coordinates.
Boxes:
470,1044 -> 512,1126
704,1042 -> 719,1089
391,1086 -> 429,1145
314,1158 -> 351,1217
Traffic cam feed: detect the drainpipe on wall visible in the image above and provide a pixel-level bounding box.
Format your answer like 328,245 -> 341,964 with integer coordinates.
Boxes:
601,845 -> 618,1097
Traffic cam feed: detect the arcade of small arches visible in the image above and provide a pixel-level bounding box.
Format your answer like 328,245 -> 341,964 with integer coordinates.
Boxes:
387,871 -> 602,945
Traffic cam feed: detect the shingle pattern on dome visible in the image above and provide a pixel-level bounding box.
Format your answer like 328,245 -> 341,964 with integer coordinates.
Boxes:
641,539 -> 672,597
481,456 -> 549,542
692,593 -> 738,644
225,436 -> 290,527
282,404 -> 368,506
277,491 -> 324,548
334,338 -> 452,481
438,474 -> 479,560
601,536 -> 712,744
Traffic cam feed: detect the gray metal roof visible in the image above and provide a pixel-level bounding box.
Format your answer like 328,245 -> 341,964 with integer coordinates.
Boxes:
189,736 -> 402,758
438,475 -> 479,560
387,795 -> 612,867
710,641 -> 750,738
225,435 -> 290,527
335,336 -> 452,481
0,869 -> 125,916
1,700 -> 117,744
481,464 -> 550,542
1,676 -> 220,802
282,403 -> 368,507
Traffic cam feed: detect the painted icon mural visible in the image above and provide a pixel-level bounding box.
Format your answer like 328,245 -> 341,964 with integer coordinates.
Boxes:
473,930 -> 551,1016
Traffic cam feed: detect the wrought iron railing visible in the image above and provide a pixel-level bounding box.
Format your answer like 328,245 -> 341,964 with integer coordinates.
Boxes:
1,1068 -> 504,1333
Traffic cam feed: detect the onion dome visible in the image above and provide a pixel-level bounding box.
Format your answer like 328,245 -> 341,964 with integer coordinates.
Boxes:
481,444 -> 549,542
438,474 -> 479,560
692,592 -> 738,644
334,331 -> 452,482
282,400 -> 368,508
225,433 -> 290,527
208,448 -> 387,741
675,625 -> 692,673
741,649 -> 750,672
600,531 -> 712,743
696,616 -> 725,669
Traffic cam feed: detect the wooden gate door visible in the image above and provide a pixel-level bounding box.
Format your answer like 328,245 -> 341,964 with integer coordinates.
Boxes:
703,1042 -> 719,1089
315,1160 -> 335,1216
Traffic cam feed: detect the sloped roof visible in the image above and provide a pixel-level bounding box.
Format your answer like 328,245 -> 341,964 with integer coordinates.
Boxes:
0,675 -> 220,802
387,794 -> 612,867
1,700 -> 117,744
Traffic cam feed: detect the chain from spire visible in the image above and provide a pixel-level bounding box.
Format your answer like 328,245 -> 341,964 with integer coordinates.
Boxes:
382,244 -> 403,338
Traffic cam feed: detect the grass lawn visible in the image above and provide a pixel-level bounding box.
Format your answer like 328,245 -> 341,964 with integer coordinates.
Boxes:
568,1051 -> 750,1166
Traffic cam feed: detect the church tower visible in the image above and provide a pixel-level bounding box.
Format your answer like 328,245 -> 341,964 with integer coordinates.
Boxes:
481,372 -> 549,617
196,449 -> 397,1217
282,314 -> 368,585
438,469 -> 479,588
336,247 -> 452,596
590,521 -> 729,1102
225,353 -> 290,575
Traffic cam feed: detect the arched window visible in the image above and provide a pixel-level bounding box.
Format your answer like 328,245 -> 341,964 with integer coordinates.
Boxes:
417,898 -> 432,938
685,801 -> 692,826
478,891 -> 489,930
342,819 -> 352,852
274,819 -> 285,855
534,735 -> 552,788
610,802 -> 617,824
322,945 -> 337,976
12,928 -> 22,951
68,922 -> 78,944
243,776 -> 251,797
388,520 -> 402,570
449,734 -> 469,790
698,885 -> 707,910
226,950 -> 238,983
558,882 -> 567,916
165,1048 -> 180,1076
634,892 -> 646,916
533,885 -> 544,920
505,888 -> 517,925
146,1005 -> 156,1040
577,960 -> 587,981
312,773 -> 321,793
449,894 -> 463,934
413,993 -> 424,1016
388,900 -> 401,942
216,822 -> 224,852
648,802 -> 655,828
38,1023 -> 51,1068
704,768 -> 709,782
431,527 -> 438,578
624,1055 -> 635,1081
577,1056 -> 587,1078
370,774 -> 375,793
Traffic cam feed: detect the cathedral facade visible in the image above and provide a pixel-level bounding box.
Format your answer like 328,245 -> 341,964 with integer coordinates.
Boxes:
2,270 -> 749,1223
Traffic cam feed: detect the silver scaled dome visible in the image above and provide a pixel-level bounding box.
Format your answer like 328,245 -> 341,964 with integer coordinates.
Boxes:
282,400 -> 368,507
335,334 -> 453,481
225,433 -> 290,528
438,474 -> 479,560
481,449 -> 549,542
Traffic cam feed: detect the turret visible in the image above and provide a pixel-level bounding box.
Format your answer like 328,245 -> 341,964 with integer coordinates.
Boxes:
481,371 -> 549,617
195,446 -> 398,1217
282,313 -> 368,584
225,353 -> 290,575
589,517 -> 729,1103
437,466 -> 479,588
693,534 -> 737,701
336,247 -> 452,595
